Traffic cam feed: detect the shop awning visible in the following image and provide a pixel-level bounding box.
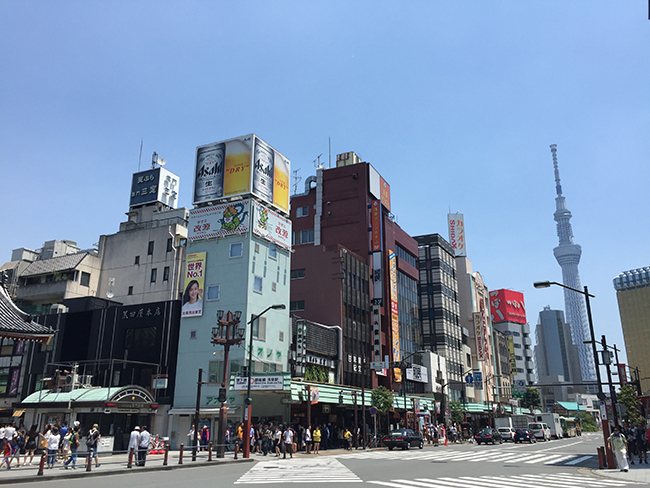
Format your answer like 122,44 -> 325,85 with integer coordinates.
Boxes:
168,407 -> 239,415
12,409 -> 25,417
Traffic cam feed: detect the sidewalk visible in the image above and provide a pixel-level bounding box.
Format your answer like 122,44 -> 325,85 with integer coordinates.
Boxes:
0,449 -> 253,484
590,460 -> 650,485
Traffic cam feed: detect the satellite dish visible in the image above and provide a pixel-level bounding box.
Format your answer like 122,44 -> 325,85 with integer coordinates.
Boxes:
106,290 -> 114,299
157,158 -> 166,166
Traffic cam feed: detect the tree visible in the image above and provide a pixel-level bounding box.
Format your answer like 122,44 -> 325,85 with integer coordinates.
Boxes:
520,387 -> 542,410
372,386 -> 395,435
575,411 -> 598,432
618,384 -> 643,425
449,401 -> 464,425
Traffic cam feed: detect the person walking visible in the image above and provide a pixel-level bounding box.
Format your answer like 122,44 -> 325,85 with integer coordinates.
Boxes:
634,422 -> 647,465
273,426 -> 282,457
282,425 -> 294,459
234,422 -> 243,459
128,426 -> 140,461
137,426 -> 150,466
608,426 -> 630,472
63,426 -> 80,469
304,425 -> 312,454
200,425 -> 210,452
86,424 -> 101,468
44,427 -> 60,468
23,425 -> 38,465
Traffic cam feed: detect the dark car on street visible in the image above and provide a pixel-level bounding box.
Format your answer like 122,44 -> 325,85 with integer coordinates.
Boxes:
474,428 -> 503,445
514,427 -> 537,443
382,429 -> 424,450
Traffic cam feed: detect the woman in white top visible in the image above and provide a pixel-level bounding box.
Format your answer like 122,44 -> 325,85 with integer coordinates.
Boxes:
45,427 -> 61,468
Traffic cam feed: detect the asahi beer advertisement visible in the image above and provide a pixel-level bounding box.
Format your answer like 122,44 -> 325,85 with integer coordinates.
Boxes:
189,200 -> 250,241
182,252 -> 206,317
448,213 -> 466,257
193,134 -> 290,215
251,200 -> 291,250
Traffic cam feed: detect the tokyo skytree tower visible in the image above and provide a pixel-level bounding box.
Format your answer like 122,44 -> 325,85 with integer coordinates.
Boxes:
550,144 -> 597,384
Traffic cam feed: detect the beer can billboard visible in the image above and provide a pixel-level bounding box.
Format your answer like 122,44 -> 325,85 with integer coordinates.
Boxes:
193,134 -> 290,215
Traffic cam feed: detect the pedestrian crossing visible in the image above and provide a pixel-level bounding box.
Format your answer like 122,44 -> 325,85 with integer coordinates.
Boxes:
341,448 -> 595,466
234,456 -> 363,484
368,472 -> 637,488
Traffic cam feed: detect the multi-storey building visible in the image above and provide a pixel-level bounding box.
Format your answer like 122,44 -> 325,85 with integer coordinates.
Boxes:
614,266 -> 650,394
415,234 -> 469,402
290,153 -> 423,394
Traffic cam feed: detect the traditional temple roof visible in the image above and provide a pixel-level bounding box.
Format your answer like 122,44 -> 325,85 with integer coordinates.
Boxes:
0,283 -> 54,344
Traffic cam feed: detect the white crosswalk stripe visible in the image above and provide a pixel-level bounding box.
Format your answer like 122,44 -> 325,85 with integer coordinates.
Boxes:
342,448 -> 595,466
234,456 -> 363,484
368,472 -> 637,488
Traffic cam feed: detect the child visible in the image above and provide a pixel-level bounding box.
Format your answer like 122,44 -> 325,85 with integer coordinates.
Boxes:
0,439 -> 13,470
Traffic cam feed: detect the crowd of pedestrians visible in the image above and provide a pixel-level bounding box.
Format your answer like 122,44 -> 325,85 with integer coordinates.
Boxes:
608,421 -> 650,472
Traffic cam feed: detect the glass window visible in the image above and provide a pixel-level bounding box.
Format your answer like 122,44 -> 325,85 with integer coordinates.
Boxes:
253,276 -> 263,294
252,316 -> 266,341
150,268 -> 157,283
269,244 -> 277,260
296,206 -> 309,217
80,272 -> 91,287
290,300 -> 305,311
148,241 -> 154,255
230,242 -> 243,258
128,286 -> 133,295
163,266 -> 170,281
135,255 -> 140,265
190,330 -> 197,340
292,229 -> 314,245
291,269 -> 305,280
206,285 -> 220,301
166,238 -> 173,253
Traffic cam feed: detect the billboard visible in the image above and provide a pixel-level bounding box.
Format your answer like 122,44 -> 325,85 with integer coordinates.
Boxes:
489,289 -> 526,324
188,200 -> 250,241
389,250 -> 401,382
130,167 -> 180,209
448,213 -> 466,257
380,176 -> 391,211
193,134 -> 290,214
507,336 -> 517,374
473,312 -> 485,361
371,200 -> 382,252
182,252 -> 206,317
251,200 -> 292,250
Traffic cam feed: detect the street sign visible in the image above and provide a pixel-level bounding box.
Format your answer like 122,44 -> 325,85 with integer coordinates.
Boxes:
370,361 -> 390,370
445,407 -> 451,416
465,374 -> 474,384
473,371 -> 483,383
370,406 -> 378,416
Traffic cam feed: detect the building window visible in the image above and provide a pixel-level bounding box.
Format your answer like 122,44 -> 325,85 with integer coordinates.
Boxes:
255,243 -> 260,253
296,206 -> 309,217
253,275 -> 263,294
124,327 -> 157,349
190,330 -> 197,340
163,266 -> 170,281
292,229 -> 314,246
208,361 -> 223,383
128,286 -> 133,295
135,255 -> 140,265
230,242 -> 243,258
279,331 -> 284,342
206,285 -> 220,301
148,241 -> 155,255
290,269 -> 305,280
252,316 -> 266,341
166,238 -> 173,253
80,272 -> 91,287
290,300 -> 305,311
151,268 -> 157,283
271,282 -> 277,292
269,244 -> 277,260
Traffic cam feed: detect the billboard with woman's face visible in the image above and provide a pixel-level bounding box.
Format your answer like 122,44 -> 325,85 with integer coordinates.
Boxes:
182,252 -> 206,317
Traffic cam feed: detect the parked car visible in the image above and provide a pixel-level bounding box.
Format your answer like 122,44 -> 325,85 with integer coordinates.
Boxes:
383,429 -> 424,450
474,428 -> 503,445
497,427 -> 516,442
514,427 -> 537,443
528,422 -> 552,441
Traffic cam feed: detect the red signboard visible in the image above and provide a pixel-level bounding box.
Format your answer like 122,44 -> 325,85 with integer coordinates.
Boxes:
371,200 -> 382,251
489,289 -> 526,324
380,177 -> 391,211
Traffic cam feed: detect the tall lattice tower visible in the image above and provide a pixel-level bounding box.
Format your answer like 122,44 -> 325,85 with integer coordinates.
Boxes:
550,144 -> 597,385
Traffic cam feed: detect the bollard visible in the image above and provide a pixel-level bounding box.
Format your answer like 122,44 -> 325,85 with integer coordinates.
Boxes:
37,451 -> 47,476
208,441 -> 213,461
128,447 -> 134,468
86,453 -> 92,472
163,443 -> 169,466
179,443 -> 184,465
597,446 -> 606,469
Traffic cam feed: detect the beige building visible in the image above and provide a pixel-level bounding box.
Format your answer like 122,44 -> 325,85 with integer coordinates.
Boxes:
614,267 -> 650,394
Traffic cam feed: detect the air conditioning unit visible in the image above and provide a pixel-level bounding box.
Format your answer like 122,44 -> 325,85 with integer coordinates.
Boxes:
64,374 -> 78,391
50,304 -> 68,314
78,375 -> 93,387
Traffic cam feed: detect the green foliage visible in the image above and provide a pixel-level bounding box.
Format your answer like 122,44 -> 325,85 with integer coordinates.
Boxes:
449,401 -> 464,425
520,387 -> 542,409
618,384 -> 643,424
371,386 -> 394,414
304,364 -> 330,383
575,411 -> 598,432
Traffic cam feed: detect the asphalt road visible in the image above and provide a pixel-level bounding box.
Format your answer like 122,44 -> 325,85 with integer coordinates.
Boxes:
15,433 -> 638,488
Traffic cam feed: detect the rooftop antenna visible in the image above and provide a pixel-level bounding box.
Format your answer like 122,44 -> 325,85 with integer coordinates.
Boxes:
292,168 -> 302,196
152,152 -> 166,169
138,140 -> 143,171
329,137 -> 331,168
313,153 -> 323,169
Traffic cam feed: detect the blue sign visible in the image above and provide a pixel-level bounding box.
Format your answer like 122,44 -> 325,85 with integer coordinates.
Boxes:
465,374 -> 474,384
473,371 -> 483,383
130,168 -> 161,207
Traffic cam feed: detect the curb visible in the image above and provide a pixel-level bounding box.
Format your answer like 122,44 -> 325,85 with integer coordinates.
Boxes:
0,457 -> 255,485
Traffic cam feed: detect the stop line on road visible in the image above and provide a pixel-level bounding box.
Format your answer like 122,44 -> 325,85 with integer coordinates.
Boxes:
368,472 -> 636,488
341,448 -> 595,466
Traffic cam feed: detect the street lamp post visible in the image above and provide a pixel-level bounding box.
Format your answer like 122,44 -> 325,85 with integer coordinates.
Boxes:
242,304 -> 286,458
392,350 -> 427,430
212,310 -> 244,459
533,280 -> 615,469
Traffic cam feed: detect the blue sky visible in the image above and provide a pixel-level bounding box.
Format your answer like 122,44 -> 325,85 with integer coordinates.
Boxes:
2,1 -> 648,370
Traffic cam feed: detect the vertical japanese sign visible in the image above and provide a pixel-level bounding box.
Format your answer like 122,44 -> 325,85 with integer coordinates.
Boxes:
371,200 -> 382,252
447,213 -> 466,257
507,336 -> 517,374
389,250 -> 401,382
473,312 -> 484,361
182,252 -> 206,317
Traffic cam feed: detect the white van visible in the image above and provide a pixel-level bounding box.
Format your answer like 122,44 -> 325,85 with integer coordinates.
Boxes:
528,422 -> 551,441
